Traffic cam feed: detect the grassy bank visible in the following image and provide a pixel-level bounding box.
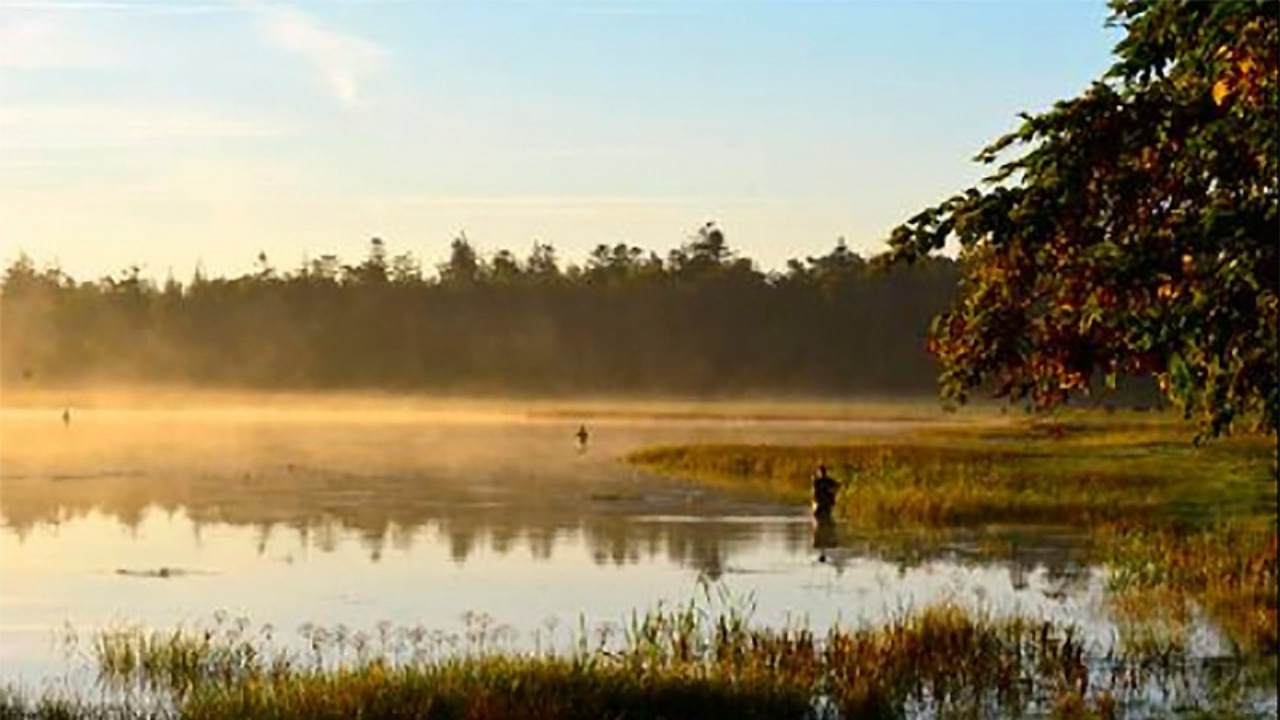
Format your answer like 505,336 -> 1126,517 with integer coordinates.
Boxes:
4,597 -> 1264,720
626,412 -> 1278,653
626,415 -> 1274,528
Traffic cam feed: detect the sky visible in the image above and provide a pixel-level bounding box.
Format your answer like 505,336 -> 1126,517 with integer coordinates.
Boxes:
1,0 -> 1119,281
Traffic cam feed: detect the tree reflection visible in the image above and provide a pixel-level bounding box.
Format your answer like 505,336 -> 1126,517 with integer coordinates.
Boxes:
0,420 -> 1096,581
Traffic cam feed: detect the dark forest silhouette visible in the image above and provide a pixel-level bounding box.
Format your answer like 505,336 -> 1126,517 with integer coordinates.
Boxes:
2,226 -> 960,395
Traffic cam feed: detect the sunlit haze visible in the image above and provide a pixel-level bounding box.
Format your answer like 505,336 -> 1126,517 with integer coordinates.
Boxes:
0,0 -> 1117,280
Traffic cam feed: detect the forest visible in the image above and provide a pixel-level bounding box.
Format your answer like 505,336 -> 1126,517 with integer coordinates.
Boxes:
1,225 -> 963,396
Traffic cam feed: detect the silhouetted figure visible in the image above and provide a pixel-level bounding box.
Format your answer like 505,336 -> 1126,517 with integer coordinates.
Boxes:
812,464 -> 840,520
62,407 -> 71,428
575,424 -> 589,451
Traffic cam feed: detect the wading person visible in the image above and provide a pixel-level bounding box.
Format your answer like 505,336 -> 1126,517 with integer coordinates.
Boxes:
575,424 -> 589,451
812,464 -> 840,519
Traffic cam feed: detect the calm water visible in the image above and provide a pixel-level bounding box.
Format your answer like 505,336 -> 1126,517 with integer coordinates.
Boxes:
0,402 -> 1217,693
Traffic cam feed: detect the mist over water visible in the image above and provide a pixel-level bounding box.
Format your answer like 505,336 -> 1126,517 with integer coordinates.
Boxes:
0,392 -> 1207,691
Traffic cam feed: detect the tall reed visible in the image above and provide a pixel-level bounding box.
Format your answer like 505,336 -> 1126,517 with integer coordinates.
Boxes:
34,595 -> 1261,719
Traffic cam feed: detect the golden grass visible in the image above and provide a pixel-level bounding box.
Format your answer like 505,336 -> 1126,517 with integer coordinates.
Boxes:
18,597 -> 1250,720
626,411 -> 1278,655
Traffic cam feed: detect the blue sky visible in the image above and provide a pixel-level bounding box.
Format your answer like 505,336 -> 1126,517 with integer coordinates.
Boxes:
1,0 -> 1118,280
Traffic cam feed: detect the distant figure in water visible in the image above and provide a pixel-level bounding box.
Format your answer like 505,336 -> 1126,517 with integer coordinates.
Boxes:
62,407 -> 71,428
812,464 -> 840,520
575,424 -> 590,451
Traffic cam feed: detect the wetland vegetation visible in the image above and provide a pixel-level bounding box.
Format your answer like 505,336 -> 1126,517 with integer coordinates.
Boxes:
629,413 -> 1278,656
4,578 -> 1273,720
2,409 -> 1275,719
3,0 -> 1275,716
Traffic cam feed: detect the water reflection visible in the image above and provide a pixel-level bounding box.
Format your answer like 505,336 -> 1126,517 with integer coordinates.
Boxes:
1,406 -> 1111,685
1,507 -> 1127,685
0,408 -> 1094,575
813,515 -> 841,566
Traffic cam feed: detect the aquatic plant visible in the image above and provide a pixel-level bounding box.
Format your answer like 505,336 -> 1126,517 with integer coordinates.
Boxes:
4,588 -> 1263,719
626,414 -> 1277,664
1100,520 -> 1278,656
5,414 -> 1274,718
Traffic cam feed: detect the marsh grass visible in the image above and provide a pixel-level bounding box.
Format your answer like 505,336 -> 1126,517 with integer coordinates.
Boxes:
625,411 -> 1278,656
626,439 -> 1166,528
5,411 -> 1274,719
7,594 -> 1258,720
1099,520 -> 1278,656
625,414 -> 1274,530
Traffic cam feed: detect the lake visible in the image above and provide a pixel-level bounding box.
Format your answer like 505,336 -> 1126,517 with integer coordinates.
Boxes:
0,397 -> 1199,694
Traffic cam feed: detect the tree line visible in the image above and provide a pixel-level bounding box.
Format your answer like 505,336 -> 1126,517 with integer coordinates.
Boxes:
1,226 -> 963,396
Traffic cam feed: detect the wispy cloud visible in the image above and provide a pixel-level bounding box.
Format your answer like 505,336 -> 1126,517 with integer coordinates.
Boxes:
0,1 -> 225,12
0,10 -> 121,68
235,0 -> 385,106
0,105 -> 287,147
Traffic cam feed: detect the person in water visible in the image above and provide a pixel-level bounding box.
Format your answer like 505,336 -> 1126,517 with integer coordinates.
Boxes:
812,464 -> 840,518
62,407 -> 71,427
575,424 -> 589,450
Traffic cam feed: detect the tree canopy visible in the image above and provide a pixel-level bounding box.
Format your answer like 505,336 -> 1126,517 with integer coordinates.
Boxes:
1,233 -> 971,398
885,0 -> 1277,436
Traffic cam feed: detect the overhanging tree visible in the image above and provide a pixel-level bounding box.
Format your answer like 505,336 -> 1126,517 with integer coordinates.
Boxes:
885,0 -> 1277,436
